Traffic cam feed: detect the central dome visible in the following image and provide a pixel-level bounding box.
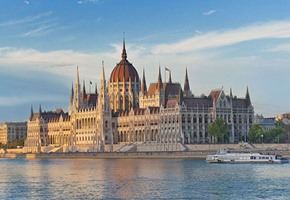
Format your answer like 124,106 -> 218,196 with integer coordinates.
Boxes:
109,41 -> 139,83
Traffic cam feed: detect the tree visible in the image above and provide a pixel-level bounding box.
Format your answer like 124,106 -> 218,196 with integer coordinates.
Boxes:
264,127 -> 285,143
283,124 -> 290,143
208,118 -> 228,143
248,124 -> 263,143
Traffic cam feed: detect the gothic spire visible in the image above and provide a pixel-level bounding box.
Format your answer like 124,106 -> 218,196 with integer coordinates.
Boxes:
157,65 -> 163,91
230,88 -> 233,99
82,80 -> 86,100
184,67 -> 190,95
70,82 -> 74,103
39,104 -> 42,119
245,86 -> 251,106
168,70 -> 172,83
141,68 -> 147,93
76,66 -> 80,86
121,38 -> 127,60
102,60 -> 105,83
100,61 -> 106,99
30,105 -> 33,121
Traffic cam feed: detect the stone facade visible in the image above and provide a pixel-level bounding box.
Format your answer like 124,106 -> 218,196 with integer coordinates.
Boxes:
254,114 -> 276,131
0,122 -> 27,145
24,41 -> 254,153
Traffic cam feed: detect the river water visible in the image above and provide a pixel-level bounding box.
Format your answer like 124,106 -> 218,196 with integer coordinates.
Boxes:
0,158 -> 289,199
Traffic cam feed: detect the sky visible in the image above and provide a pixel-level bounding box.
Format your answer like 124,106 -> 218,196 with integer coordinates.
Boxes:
1,0 -> 290,122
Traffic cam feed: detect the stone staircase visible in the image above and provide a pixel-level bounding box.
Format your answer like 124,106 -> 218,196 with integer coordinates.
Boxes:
116,143 -> 137,152
48,146 -> 63,153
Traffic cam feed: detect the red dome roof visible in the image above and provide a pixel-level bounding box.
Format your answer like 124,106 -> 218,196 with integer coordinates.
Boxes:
109,41 -> 139,83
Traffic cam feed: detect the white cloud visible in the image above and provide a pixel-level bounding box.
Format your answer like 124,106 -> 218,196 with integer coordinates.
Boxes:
20,24 -> 54,37
0,44 -> 134,83
77,0 -> 100,4
203,9 -> 217,16
0,11 -> 53,27
195,30 -> 202,34
152,20 -> 290,54
267,43 -> 290,52
1,29 -> 290,117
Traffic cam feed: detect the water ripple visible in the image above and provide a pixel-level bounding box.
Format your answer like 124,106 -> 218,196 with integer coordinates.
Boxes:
0,158 -> 289,199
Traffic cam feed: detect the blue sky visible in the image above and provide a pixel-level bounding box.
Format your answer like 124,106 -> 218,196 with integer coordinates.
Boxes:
1,0 -> 290,122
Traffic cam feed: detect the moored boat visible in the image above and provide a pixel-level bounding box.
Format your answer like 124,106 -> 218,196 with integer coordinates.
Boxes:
206,149 -> 289,164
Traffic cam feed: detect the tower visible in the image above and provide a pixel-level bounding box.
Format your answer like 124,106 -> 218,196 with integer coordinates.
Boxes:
68,67 -> 82,114
245,86 -> 251,107
183,68 -> 191,97
108,39 -> 140,112
96,61 -> 113,151
141,69 -> 147,94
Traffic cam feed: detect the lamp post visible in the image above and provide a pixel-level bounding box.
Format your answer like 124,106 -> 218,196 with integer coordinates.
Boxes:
261,134 -> 264,144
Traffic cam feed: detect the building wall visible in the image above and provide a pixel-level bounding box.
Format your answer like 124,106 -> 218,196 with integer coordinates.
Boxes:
25,118 -> 47,153
0,122 -> 27,145
108,81 -> 140,112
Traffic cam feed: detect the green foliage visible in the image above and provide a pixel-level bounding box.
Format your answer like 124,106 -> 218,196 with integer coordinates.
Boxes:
208,118 -> 228,143
248,124 -> 264,143
248,124 -> 289,143
0,139 -> 25,149
264,127 -> 284,143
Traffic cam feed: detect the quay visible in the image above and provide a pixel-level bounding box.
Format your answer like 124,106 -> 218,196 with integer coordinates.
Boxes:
1,151 -> 210,159
1,149 -> 290,159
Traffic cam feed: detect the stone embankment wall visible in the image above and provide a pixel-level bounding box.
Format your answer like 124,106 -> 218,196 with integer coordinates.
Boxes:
2,143 -> 290,159
2,149 -> 290,159
1,151 -> 210,159
185,143 -> 290,151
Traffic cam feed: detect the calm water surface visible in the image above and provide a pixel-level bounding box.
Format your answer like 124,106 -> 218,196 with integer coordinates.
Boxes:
0,158 -> 290,199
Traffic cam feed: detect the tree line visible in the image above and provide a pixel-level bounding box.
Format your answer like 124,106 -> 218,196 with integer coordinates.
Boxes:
0,138 -> 25,149
207,118 -> 290,143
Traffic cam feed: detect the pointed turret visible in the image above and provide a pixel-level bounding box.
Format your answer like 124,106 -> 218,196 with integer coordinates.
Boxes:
230,88 -> 233,99
98,61 -> 110,112
30,105 -> 33,121
82,80 -> 86,100
168,70 -> 172,83
99,61 -> 106,100
121,38 -> 127,60
39,104 -> 42,119
73,66 -> 81,110
157,66 -> 163,91
70,82 -> 74,103
184,68 -> 190,96
76,66 -> 80,87
102,61 -> 105,85
141,69 -> 147,94
245,86 -> 251,107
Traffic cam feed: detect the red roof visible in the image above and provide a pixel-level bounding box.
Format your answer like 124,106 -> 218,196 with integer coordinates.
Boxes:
209,89 -> 222,102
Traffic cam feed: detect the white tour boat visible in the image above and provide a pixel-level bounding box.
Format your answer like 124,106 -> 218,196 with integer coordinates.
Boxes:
206,149 -> 289,164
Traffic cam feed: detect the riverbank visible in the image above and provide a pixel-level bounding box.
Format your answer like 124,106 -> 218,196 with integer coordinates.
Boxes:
2,149 -> 290,159
1,151 -> 210,159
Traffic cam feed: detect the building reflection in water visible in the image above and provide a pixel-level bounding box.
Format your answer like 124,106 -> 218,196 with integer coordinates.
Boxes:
1,159 -> 290,199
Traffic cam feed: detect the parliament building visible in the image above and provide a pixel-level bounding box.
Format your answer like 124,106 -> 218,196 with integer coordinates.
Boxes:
24,41 -> 254,153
